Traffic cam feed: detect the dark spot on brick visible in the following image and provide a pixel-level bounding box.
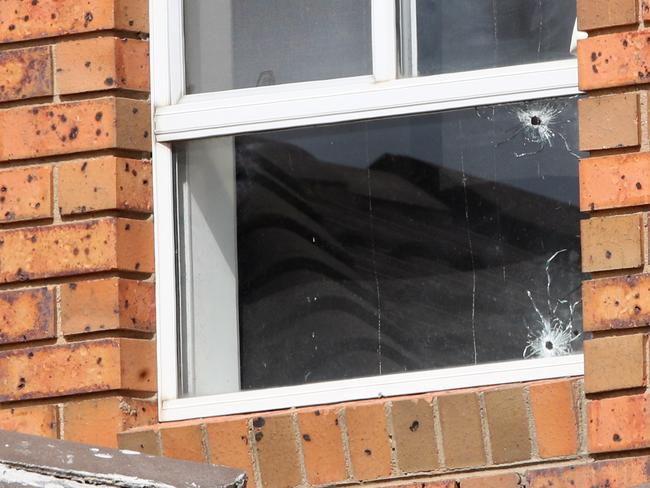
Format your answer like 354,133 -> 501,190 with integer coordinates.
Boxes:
129,20 -> 134,26
31,108 -> 38,115
409,420 -> 420,432
592,65 -> 598,74
81,161 -> 88,171
254,432 -> 263,442
635,305 -> 642,314
69,283 -> 77,290
143,131 -> 149,138
31,0 -> 38,5
138,369 -> 148,379
125,223 -> 131,230
605,250 -> 612,259
69,127 -> 79,140
124,299 -> 129,309
364,449 -> 372,456
302,434 -> 311,442
97,357 -> 102,365
85,61 -> 91,68
104,77 -> 114,86
59,114 -> 67,123
0,186 -> 6,193
623,39 -> 629,47
614,300 -> 620,306
132,107 -> 139,114
36,130 -> 41,136
252,417 -> 265,428
135,262 -> 141,270
30,235 -> 36,243
73,248 -> 79,256
142,179 -> 148,186
96,129 -> 102,136
591,52 -> 597,62
17,378 -> 26,389
84,11 -> 94,27
23,15 -> 29,21
637,182 -> 643,190
8,25 -> 15,31
635,293 -> 640,299
314,410 -> 320,416
621,175 -> 626,180
95,112 -> 103,121
613,433 -> 621,442
124,163 -> 130,172
27,352 -> 34,359
60,135 -> 67,142
131,169 -> 138,177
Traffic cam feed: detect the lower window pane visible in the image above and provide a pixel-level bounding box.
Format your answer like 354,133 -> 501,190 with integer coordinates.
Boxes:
175,96 -> 584,397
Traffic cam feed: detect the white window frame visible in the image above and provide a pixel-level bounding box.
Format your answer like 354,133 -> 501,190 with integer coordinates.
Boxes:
151,0 -> 584,422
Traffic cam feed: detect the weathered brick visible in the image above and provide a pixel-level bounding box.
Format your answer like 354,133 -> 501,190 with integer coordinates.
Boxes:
0,287 -> 55,345
460,473 -> 521,488
0,338 -> 155,402
580,153 -> 650,211
55,37 -> 149,95
583,274 -> 650,331
0,165 -> 52,222
527,456 -> 650,487
0,0 -> 148,43
581,213 -> 643,273
588,394 -> 650,452
577,0 -> 638,31
253,415 -> 302,488
391,397 -> 439,474
529,380 -> 579,458
117,427 -> 161,456
0,404 -> 58,438
392,482 -> 456,488
160,424 -> 205,463
578,93 -> 640,151
484,387 -> 531,464
206,419 -> 256,488
297,407 -> 347,485
61,278 -> 155,336
578,32 -> 650,90
585,334 -> 647,393
437,393 -> 486,469
63,397 -> 156,448
0,46 -> 52,102
345,403 -> 392,481
59,157 -> 152,215
0,218 -> 153,284
0,98 -> 151,161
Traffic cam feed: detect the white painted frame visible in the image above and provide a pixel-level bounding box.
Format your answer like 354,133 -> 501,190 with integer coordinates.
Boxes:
151,0 -> 584,422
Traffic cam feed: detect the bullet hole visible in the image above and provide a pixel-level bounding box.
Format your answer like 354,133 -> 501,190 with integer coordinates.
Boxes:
605,250 -> 612,259
132,107 -> 139,114
27,352 -> 34,359
591,52 -> 597,62
17,378 -> 26,389
124,163 -> 130,172
592,65 -> 598,74
84,11 -> 94,27
409,420 -> 420,432
85,61 -> 91,68
124,299 -> 129,309
73,248 -> 79,256
84,326 -> 91,332
637,182 -> 643,190
614,300 -> 620,306
95,112 -> 103,121
81,162 -> 88,171
545,341 -> 554,350
142,179 -> 148,186
8,25 -> 15,31
104,77 -> 114,86
59,114 -> 67,123
60,135 -> 67,142
31,108 -> 38,115
96,357 -> 102,365
50,124 -> 56,131
135,262 -> 141,270
623,39 -> 629,47
36,130 -> 41,136
69,127 -> 79,140
302,434 -> 311,442
314,410 -> 320,416
0,197 -> 5,203
254,432 -> 264,442
96,129 -> 102,136
23,15 -> 29,22
252,417 -> 265,428
621,175 -> 626,180
125,223 -> 131,230
27,174 -> 34,183
51,13 -> 56,19
635,305 -> 642,314
0,186 -> 6,192
31,0 -> 38,5
30,235 -> 36,243
613,433 -> 621,442
69,283 -> 77,290
143,131 -> 149,138
635,293 -> 640,299
364,449 -> 372,456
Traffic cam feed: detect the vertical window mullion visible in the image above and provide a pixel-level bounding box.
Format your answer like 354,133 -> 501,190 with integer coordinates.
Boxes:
168,0 -> 187,103
371,0 -> 398,82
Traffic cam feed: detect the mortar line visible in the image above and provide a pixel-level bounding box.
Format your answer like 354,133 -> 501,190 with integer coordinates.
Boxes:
246,418 -> 264,488
290,411 -> 309,487
384,401 -> 400,477
338,408 -> 355,482
431,397 -> 446,469
478,392 -> 493,466
523,386 -> 540,461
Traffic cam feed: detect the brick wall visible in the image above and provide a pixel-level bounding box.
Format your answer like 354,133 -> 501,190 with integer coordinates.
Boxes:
0,0 -> 156,448
2,1 -> 650,488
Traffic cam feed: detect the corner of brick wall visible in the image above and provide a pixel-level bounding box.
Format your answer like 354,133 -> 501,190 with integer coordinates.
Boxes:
0,0 -> 156,449
576,0 -> 650,464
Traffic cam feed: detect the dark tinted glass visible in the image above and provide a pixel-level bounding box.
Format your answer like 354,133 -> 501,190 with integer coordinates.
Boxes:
404,0 -> 577,76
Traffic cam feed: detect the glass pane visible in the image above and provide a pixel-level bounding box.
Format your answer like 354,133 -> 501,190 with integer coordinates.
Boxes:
176,96 -> 584,397
399,0 -> 577,77
184,0 -> 373,95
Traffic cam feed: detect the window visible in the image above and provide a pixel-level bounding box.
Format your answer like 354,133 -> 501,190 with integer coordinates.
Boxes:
152,0 -> 584,421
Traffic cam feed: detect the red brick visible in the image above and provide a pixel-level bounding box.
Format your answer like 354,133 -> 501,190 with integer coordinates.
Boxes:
583,274 -> 650,331
577,0 -> 638,31
588,394 -> 650,452
0,165 -> 52,222
580,152 -> 650,211
0,98 -> 151,161
578,93 -> 640,151
345,403 -> 392,481
529,380 -> 579,458
578,32 -> 650,91
483,387 -> 531,464
437,393 -> 486,469
585,334 -> 647,393
63,397 -> 156,448
391,482 -> 456,488
0,404 -> 58,438
391,397 -> 439,473
527,456 -> 650,487
160,424 -> 205,463
297,407 -> 347,485
55,37 -> 149,95
0,218 -> 153,284
252,415 -> 302,488
0,0 -> 148,43
460,473 -> 521,488
581,214 -> 643,273
61,278 -> 155,336
117,427 -> 161,456
0,338 -> 155,402
0,287 -> 55,345
0,46 -> 52,102
206,419 -> 256,488
59,157 -> 152,215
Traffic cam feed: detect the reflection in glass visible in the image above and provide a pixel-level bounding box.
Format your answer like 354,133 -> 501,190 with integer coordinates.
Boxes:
176,97 -> 584,397
399,0 -> 577,77
183,0 -> 372,94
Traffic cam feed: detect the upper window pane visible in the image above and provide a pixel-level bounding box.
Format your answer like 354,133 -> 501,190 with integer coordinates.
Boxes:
184,0 -> 373,94
399,0 -> 577,77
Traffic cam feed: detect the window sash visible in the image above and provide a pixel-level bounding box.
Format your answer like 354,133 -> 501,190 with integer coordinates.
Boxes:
150,0 -> 583,421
